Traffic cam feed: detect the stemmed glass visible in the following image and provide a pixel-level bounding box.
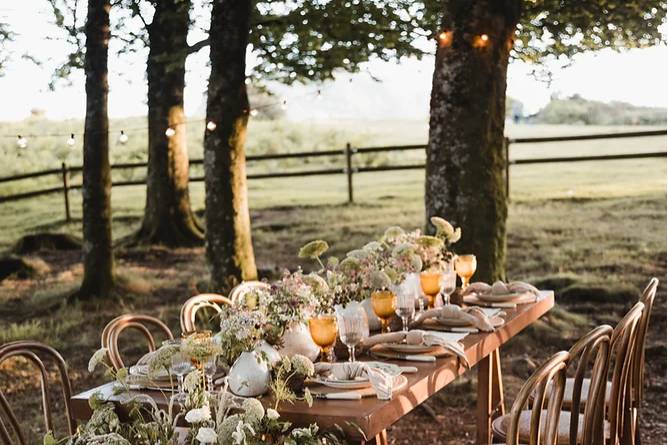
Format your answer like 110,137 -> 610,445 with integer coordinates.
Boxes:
439,268 -> 457,305
371,290 -> 397,333
170,350 -> 190,403
395,284 -> 416,332
203,358 -> 217,393
337,305 -> 369,362
308,314 -> 339,362
455,254 -> 477,290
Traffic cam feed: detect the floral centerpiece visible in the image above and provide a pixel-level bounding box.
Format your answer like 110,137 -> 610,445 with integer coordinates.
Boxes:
57,344 -> 343,445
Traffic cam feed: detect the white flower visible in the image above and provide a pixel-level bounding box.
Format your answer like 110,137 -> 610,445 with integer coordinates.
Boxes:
242,398 -> 265,423
196,427 -> 218,444
88,348 -> 108,373
291,354 -> 315,377
185,405 -> 211,424
266,408 -> 280,420
183,369 -> 201,392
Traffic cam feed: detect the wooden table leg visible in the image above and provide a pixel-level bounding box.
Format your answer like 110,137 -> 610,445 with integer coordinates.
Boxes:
361,429 -> 388,445
477,349 -> 505,445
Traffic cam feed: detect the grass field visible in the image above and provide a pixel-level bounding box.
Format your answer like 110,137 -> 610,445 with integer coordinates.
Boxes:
0,122 -> 666,443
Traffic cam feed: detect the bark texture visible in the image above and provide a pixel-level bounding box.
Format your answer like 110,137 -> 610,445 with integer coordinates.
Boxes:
137,0 -> 203,246
203,0 -> 257,291
425,0 -> 520,282
78,0 -> 114,298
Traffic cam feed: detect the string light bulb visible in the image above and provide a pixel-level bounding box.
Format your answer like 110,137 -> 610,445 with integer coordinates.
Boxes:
437,30 -> 453,47
165,127 -> 176,138
473,33 -> 490,48
206,121 -> 217,131
66,133 -> 75,147
250,109 -> 259,117
16,135 -> 28,149
118,130 -> 128,144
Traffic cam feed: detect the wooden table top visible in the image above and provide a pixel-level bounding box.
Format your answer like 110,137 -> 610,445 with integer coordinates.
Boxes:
70,291 -> 554,441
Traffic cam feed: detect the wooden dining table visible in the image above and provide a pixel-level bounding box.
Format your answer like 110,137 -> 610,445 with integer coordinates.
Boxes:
70,291 -> 554,445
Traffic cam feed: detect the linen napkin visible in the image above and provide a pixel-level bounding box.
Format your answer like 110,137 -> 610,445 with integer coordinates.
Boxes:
361,330 -> 470,368
314,362 -> 395,400
412,304 -> 496,332
462,280 -> 540,297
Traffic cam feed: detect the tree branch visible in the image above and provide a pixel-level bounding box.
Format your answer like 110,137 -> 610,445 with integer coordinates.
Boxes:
187,38 -> 210,54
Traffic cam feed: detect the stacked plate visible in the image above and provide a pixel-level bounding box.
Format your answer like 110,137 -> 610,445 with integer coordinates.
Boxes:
312,362 -> 402,390
127,364 -> 186,390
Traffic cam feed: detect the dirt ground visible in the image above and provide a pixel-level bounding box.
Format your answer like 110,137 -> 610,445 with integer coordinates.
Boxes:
0,195 -> 665,444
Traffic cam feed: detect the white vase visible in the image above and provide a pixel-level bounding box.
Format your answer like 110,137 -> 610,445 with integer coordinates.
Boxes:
278,323 -> 320,362
361,298 -> 382,331
254,340 -> 282,367
228,351 -> 270,397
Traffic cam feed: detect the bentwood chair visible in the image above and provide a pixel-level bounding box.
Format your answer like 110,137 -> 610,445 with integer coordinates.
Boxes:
0,341 -> 76,444
493,325 -> 613,445
101,314 -> 174,371
228,281 -> 270,307
626,278 -> 658,445
490,351 -> 570,445
180,293 -> 232,334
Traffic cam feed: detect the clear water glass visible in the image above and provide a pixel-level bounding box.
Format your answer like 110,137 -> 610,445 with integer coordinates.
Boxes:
395,286 -> 416,332
337,307 -> 369,362
203,358 -> 217,393
440,270 -> 457,305
170,351 -> 190,402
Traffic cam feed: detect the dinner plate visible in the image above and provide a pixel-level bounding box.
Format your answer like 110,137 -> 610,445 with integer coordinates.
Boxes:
434,316 -> 471,327
381,343 -> 441,354
129,365 -> 175,381
314,377 -> 372,390
475,292 -> 524,303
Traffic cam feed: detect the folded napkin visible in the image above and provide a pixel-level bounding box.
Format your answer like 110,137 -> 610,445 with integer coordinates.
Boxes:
360,330 -> 470,368
462,280 -> 540,297
412,304 -> 495,332
314,362 -> 395,400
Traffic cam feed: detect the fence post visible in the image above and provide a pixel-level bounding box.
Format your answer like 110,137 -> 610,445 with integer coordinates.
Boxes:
345,142 -> 354,203
61,162 -> 71,222
504,137 -> 510,202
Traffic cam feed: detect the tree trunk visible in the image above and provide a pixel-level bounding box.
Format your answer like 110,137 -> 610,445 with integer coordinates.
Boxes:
136,0 -> 203,246
203,0 -> 257,291
77,0 -> 114,298
425,0 -> 520,283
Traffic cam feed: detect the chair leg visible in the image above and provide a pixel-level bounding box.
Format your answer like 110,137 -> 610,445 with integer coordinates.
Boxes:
477,349 -> 504,445
361,430 -> 388,445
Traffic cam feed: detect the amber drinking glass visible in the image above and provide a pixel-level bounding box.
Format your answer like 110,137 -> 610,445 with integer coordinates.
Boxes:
371,290 -> 397,333
308,315 -> 338,362
455,255 -> 477,290
419,271 -> 441,309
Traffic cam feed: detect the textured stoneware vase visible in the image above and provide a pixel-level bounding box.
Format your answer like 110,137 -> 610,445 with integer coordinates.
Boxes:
228,351 -> 270,397
278,323 -> 320,362
361,298 -> 382,331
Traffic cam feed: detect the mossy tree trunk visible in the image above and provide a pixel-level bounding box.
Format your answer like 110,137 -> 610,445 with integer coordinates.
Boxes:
203,0 -> 257,291
78,0 -> 114,299
136,0 -> 203,246
425,0 -> 520,283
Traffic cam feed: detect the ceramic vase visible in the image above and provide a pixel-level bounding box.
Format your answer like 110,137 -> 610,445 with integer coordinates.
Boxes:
228,351 -> 270,397
278,322 -> 320,362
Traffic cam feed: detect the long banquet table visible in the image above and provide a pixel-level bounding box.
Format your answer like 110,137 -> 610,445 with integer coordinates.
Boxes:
70,291 -> 554,445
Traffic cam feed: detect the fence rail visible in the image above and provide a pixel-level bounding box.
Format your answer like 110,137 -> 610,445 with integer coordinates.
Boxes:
0,129 -> 665,220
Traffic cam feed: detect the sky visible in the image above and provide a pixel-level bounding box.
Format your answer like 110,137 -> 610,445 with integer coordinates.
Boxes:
0,1 -> 666,122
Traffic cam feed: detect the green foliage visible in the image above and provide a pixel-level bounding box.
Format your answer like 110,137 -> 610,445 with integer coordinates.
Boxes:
534,95 -> 667,125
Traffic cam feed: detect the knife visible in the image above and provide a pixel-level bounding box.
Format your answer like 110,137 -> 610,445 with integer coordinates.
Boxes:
372,352 -> 436,362
312,392 -> 363,400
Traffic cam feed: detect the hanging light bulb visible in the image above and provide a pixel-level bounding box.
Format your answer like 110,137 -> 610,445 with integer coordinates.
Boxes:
66,133 -> 76,147
473,33 -> 490,48
437,30 -> 453,47
16,135 -> 28,149
250,109 -> 259,117
118,130 -> 128,144
165,127 -> 176,138
206,121 -> 217,131
280,98 -> 288,110
480,33 -> 489,42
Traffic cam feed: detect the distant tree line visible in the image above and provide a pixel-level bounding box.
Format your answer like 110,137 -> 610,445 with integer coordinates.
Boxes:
530,95 -> 667,126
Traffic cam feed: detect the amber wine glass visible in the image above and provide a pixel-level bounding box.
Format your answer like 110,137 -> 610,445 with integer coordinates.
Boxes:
308,315 -> 338,362
455,254 -> 477,290
371,290 -> 397,333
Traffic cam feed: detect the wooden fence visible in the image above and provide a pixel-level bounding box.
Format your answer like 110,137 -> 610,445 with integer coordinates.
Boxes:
0,129 -> 665,221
